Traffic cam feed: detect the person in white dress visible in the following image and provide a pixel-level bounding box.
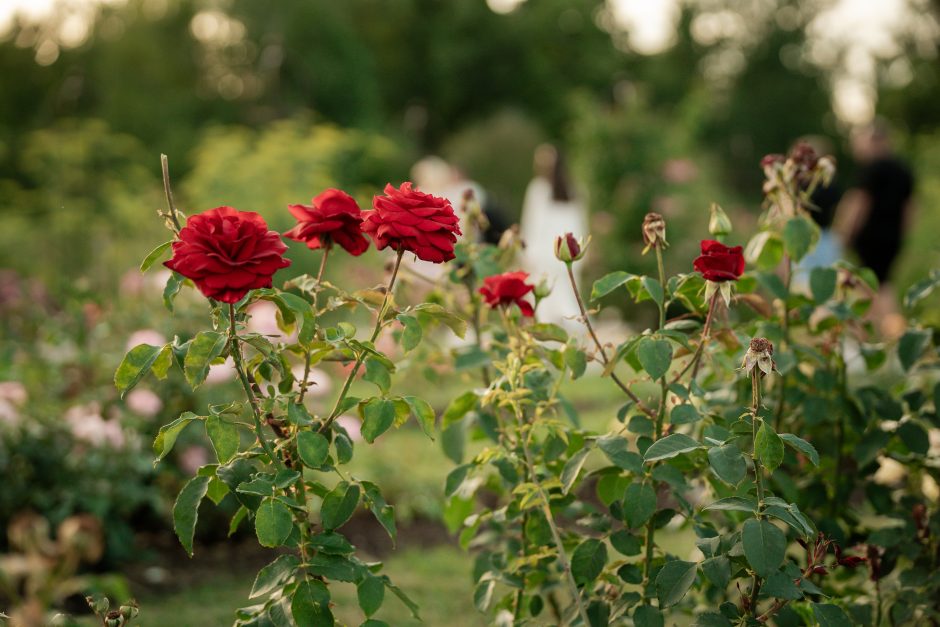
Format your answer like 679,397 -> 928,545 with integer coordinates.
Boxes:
519,145 -> 588,334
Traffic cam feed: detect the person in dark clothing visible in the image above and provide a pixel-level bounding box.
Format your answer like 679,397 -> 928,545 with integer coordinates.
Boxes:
837,122 -> 915,337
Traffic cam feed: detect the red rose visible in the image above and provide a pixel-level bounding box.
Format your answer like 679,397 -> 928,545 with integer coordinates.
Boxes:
479,271 -> 535,317
284,189 -> 369,256
693,239 -> 745,282
164,206 -> 291,304
362,182 -> 461,263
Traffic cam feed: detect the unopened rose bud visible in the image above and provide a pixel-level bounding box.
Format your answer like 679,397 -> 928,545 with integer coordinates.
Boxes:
533,278 -> 552,301
119,603 -> 139,620
553,232 -> 586,264
816,155 -> 836,186
742,337 -> 775,377
641,212 -> 668,253
708,203 -> 732,237
87,596 -> 110,615
105,611 -> 125,627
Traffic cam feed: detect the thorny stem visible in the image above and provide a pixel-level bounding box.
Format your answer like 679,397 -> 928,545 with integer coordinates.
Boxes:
298,245 -> 331,404
670,290 -> 720,386
747,372 -> 766,617
565,262 -> 655,418
501,316 -> 589,627
642,246 -> 669,600
465,274 -> 491,386
228,303 -> 284,471
160,154 -> 182,233
773,255 -> 793,429
319,249 -> 405,434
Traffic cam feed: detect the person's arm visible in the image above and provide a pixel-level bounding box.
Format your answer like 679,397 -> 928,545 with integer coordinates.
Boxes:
833,189 -> 872,245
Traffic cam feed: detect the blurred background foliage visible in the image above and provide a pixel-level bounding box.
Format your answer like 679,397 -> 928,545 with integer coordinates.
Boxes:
1,0 -> 940,622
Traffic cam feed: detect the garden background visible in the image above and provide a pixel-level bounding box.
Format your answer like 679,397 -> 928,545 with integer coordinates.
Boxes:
1,0 -> 939,625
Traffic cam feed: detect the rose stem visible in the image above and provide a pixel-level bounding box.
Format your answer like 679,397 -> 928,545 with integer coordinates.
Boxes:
670,290 -> 720,386
298,244 -> 331,404
773,254 -> 792,429
319,248 -> 405,434
228,303 -> 285,471
746,371 -> 767,616
565,262 -> 655,418
504,316 -> 591,627
160,154 -> 182,233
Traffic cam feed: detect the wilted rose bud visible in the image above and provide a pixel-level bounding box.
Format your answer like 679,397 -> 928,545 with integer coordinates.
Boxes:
742,337 -> 775,377
816,155 -> 836,186
553,232 -> 586,263
119,603 -> 139,620
760,153 -> 785,174
86,596 -> 110,615
708,203 -> 732,237
105,611 -> 125,627
641,212 -> 668,253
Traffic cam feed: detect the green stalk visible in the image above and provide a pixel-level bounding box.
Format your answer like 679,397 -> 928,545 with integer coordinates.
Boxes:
773,255 -> 792,429
298,244 -> 330,404
319,248 -> 404,434
747,372 -> 766,616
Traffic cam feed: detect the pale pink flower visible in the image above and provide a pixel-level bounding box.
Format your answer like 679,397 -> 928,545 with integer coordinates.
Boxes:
120,268 -> 145,296
247,301 -> 297,343
0,400 -> 20,427
205,357 -> 237,386
336,415 -> 362,442
179,445 -> 210,475
0,381 -> 27,406
125,329 -> 166,351
125,388 -> 163,417
65,403 -> 126,449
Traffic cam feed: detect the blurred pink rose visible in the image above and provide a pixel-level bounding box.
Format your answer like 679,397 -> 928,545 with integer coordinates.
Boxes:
206,357 -> 237,385
0,381 -> 27,405
65,403 -> 125,449
247,301 -> 297,343
336,415 -> 362,442
125,329 -> 166,351
661,158 -> 699,184
179,445 -> 210,475
291,365 -> 332,398
120,269 -> 145,296
126,388 -> 163,417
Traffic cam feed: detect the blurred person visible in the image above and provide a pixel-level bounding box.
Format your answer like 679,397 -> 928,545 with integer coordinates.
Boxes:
836,121 -> 915,338
519,145 -> 587,333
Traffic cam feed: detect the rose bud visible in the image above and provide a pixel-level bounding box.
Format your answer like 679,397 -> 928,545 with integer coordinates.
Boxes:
533,278 -> 552,301
742,337 -> 776,377
708,203 -> 732,237
641,212 -> 668,253
554,232 -> 586,264
119,603 -> 140,620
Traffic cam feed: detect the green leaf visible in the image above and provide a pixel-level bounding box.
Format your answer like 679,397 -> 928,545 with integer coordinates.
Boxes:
755,422 -> 784,471
287,402 -> 315,427
397,314 -> 422,352
361,480 -> 396,543
623,482 -> 657,528
292,579 -> 333,626
610,530 -> 641,556
412,303 -> 467,338
701,556 -> 730,590
173,475 -> 210,557
297,431 -> 330,469
255,498 -> 294,547
564,345 -> 587,380
571,538 -> 607,585
779,433 -> 819,466
633,605 -> 664,627
703,496 -> 757,513
655,560 -> 697,608
154,413 -> 201,462
898,329 -> 931,371
597,435 -> 643,472
384,578 -> 421,621
205,415 -> 239,464
404,396 -> 435,439
440,391 -> 477,429
644,433 -> 703,463
360,398 -> 396,443
320,481 -> 360,530
670,404 -> 701,425
591,271 -> 633,300
357,575 -> 385,618
561,447 -> 592,494
162,271 -> 185,311
363,357 -> 392,394
782,215 -> 818,262
115,344 -> 164,397
708,443 -> 747,485
642,276 -> 664,307
812,603 -> 854,627
140,240 -> 173,272
444,464 -> 472,498
763,569 -> 802,600
810,267 -> 837,303
473,577 -> 495,612
691,613 -> 732,627
308,553 -> 362,582
529,322 -> 569,343
250,554 -> 300,599
184,331 -> 228,389
903,268 -> 940,310
637,337 -> 672,380
742,518 -> 786,578
151,344 -> 174,380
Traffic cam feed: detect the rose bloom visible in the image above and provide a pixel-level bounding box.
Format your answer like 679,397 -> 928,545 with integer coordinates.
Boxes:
693,240 -> 745,282
479,271 -> 535,317
284,189 -> 369,256
164,206 -> 291,304
362,182 -> 461,263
